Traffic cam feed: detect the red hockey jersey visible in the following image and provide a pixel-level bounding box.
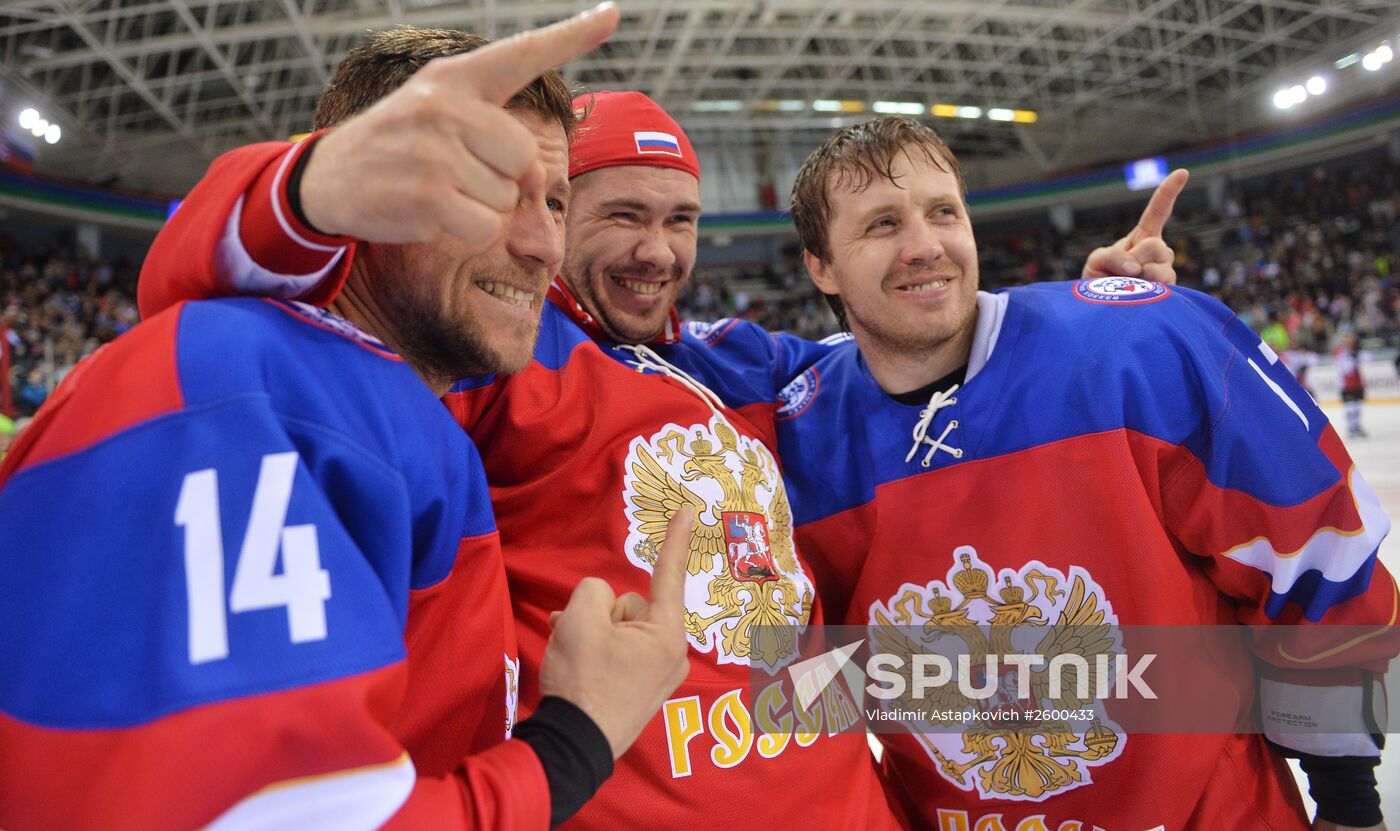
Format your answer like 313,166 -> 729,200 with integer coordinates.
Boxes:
137,139 -> 902,831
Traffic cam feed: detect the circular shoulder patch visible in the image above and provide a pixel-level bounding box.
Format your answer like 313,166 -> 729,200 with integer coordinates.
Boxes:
684,318 -> 739,346
776,368 -> 820,420
1073,276 -> 1170,305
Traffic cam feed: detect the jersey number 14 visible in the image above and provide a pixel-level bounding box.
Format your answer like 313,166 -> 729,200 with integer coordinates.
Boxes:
175,451 -> 332,665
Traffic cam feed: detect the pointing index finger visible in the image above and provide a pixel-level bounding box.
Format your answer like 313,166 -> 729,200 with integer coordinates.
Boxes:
454,1 -> 621,106
1131,168 -> 1189,243
646,505 -> 694,621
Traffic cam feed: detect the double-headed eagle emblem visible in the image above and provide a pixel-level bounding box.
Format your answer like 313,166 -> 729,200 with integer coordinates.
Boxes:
870,546 -> 1125,801
623,417 -> 814,671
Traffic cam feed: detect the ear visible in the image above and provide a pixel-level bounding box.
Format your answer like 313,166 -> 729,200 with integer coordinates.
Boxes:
803,249 -> 840,296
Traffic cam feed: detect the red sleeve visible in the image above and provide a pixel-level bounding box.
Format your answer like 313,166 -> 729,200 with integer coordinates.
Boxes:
138,136 -> 354,318
1,669 -> 550,831
389,741 -> 550,829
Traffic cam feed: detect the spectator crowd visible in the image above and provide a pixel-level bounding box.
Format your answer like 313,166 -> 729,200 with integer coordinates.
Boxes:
0,231 -> 140,437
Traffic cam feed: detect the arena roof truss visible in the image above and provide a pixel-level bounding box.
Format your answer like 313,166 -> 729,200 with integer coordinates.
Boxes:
1,0 -> 1397,193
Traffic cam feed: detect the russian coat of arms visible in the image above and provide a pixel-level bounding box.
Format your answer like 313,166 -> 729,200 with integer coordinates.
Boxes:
622,416 -> 814,672
869,545 -> 1127,801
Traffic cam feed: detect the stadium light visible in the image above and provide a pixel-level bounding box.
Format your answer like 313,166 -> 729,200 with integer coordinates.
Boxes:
17,108 -> 38,130
690,100 -> 743,112
1305,76 -> 1327,96
873,101 -> 925,115
1362,52 -> 1383,71
1379,44 -> 1394,63
1273,89 -> 1295,110
1288,84 -> 1307,104
44,123 -> 60,144
30,118 -> 48,138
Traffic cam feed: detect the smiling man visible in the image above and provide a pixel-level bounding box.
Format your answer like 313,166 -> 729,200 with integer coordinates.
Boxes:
557,91 -> 701,343
135,83 -> 1191,828
137,85 -> 908,831
0,12 -> 705,830
779,115 -> 1397,831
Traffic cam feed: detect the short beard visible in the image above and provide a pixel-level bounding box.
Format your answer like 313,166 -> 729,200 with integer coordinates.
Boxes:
384,268 -> 541,383
851,295 -> 978,367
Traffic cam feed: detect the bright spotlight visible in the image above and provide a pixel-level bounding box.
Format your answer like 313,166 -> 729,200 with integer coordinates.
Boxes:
18,108 -> 38,130
1363,52 -> 1383,71
1288,84 -> 1307,104
1379,44 -> 1394,63
1305,76 -> 1326,96
30,118 -> 48,138
1273,89 -> 1294,109
44,123 -> 60,144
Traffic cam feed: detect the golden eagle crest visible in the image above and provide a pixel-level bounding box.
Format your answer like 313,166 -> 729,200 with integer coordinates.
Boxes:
868,545 -> 1126,802
622,416 -> 814,673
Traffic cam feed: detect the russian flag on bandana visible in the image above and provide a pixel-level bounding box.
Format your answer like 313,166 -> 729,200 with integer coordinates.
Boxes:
633,130 -> 683,158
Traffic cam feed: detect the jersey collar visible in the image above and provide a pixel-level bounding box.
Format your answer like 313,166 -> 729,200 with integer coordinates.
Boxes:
546,277 -> 682,345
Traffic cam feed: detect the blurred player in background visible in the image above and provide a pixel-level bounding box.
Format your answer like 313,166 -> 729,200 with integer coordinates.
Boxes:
1336,331 -> 1371,439
136,36 -> 1185,828
0,7 -> 702,830
781,114 -> 1396,831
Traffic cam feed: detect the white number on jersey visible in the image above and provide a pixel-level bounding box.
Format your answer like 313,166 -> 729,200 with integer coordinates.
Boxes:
176,451 -> 332,665
1248,340 -> 1309,430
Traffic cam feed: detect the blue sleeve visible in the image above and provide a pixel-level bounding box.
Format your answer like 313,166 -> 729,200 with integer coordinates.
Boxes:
0,394 -> 410,729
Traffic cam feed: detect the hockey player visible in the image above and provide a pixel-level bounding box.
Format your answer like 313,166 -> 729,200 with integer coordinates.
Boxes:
134,79 -> 1183,829
1336,331 -> 1370,439
0,8 -> 698,830
781,115 -> 1397,831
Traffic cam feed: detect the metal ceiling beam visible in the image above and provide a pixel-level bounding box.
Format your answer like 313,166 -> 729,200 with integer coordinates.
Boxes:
276,0 -> 329,85
168,0 -> 276,137
49,0 -> 204,152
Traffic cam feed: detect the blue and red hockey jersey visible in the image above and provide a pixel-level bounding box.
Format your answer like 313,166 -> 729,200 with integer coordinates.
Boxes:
777,279 -> 1397,831
135,140 -> 900,830
0,298 -> 542,830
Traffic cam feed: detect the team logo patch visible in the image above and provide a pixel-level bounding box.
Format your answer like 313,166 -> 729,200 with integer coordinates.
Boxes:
684,318 -> 739,346
869,546 -> 1126,802
622,416 -> 814,672
634,130 -> 683,158
1073,276 -> 1169,305
776,368 -> 819,420
275,300 -> 397,357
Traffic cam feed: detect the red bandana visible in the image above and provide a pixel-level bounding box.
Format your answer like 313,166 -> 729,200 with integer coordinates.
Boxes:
568,90 -> 701,181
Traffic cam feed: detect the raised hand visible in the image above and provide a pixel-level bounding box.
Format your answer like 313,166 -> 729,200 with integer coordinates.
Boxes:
1083,168 -> 1190,285
299,2 -> 620,247
539,505 -> 694,759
